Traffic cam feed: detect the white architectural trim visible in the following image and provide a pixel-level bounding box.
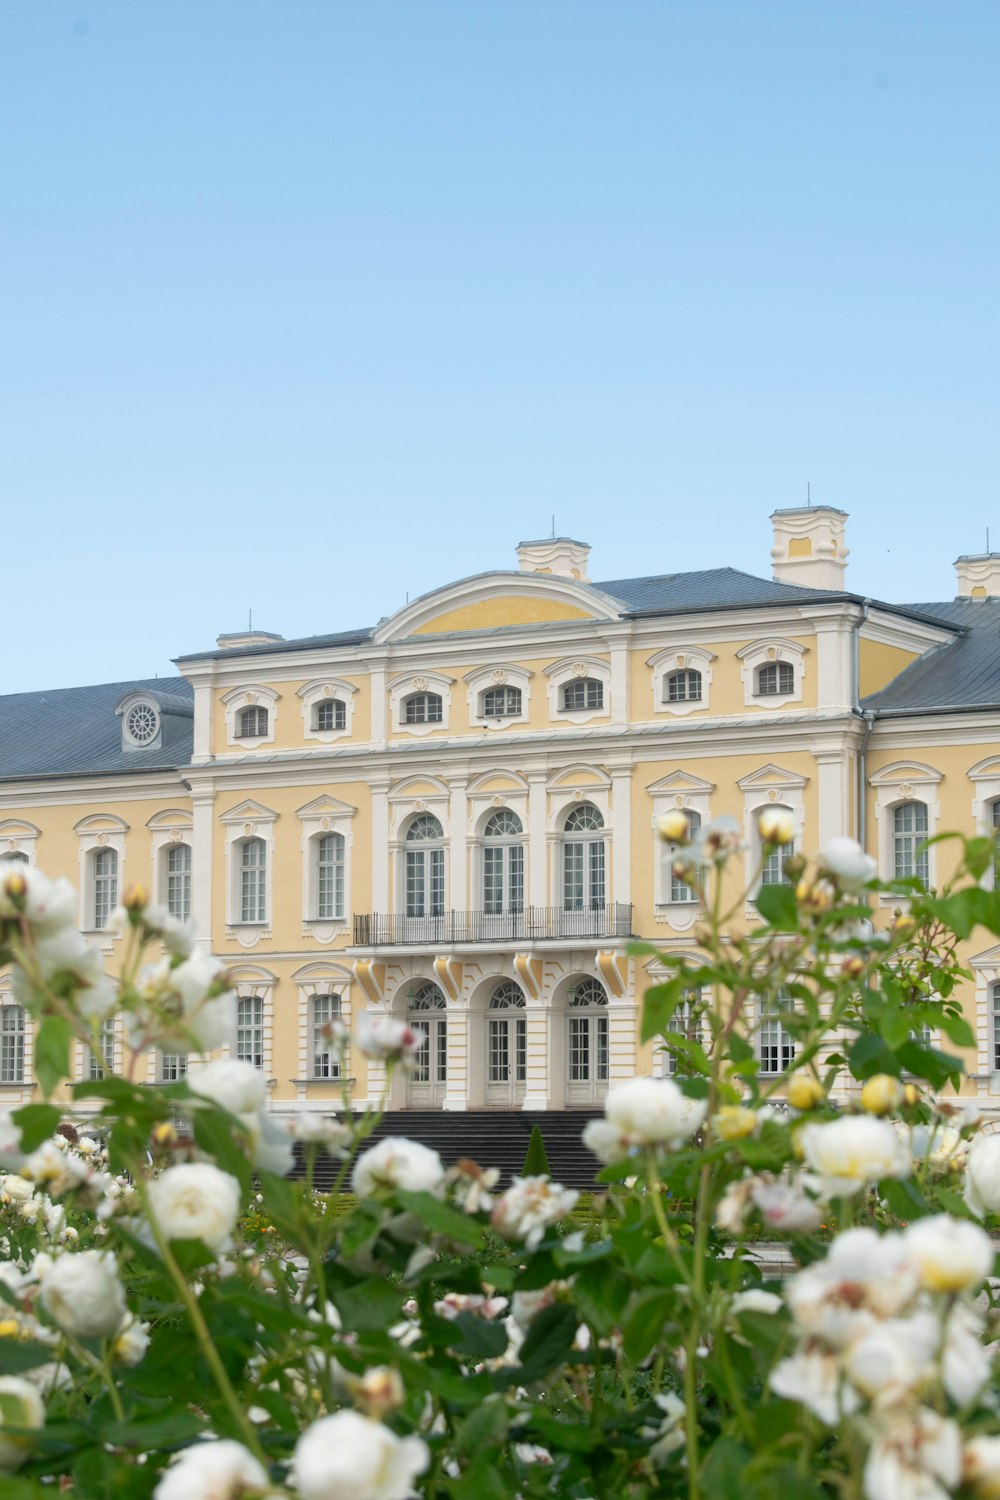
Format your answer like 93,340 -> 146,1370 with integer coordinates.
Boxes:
115,691 -> 163,752
870,760 -> 943,893
220,800 -> 278,944
969,756 -> 1000,840
464,663 -> 533,731
646,771 -> 714,926
544,656 -> 612,725
388,669 -> 455,738
647,645 -> 716,718
221,684 -> 280,750
736,764 -> 808,901
291,960 -> 353,1103
736,637 -> 807,709
146,808 -> 194,918
214,964 -> 276,1090
74,813 -> 128,939
296,794 -> 357,942
0,819 -> 41,865
297,677 -> 358,746
371,570 -> 621,644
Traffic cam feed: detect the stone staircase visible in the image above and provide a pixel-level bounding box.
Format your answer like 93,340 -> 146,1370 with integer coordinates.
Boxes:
305,1110 -> 604,1192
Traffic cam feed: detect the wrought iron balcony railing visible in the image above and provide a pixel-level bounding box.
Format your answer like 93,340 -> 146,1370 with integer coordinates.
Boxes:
352,904 -> 634,947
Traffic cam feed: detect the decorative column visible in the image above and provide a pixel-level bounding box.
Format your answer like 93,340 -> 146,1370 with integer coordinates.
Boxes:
190,784 -> 214,954
449,774 -> 468,912
527,772 -> 548,907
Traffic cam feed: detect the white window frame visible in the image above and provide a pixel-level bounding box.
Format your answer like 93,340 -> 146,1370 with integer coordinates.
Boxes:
220,685 -> 279,749
544,656 -> 612,726
221,801 -> 278,943
402,813 -> 447,918
736,638 -> 807,709
736,766 -> 807,907
464,663 -> 533,731
647,772 -> 714,925
870,763 -> 942,900
756,993 -> 796,1076
647,646 -> 716,718
292,963 -> 353,1097
560,803 -> 607,912
0,820 -> 40,866
75,816 -> 128,937
83,1017 -> 117,1081
296,795 -> 356,940
116,693 -> 162,752
480,808 -> 526,915
389,671 -> 455,738
0,998 -> 28,1087
297,677 -> 358,745
158,1052 -> 189,1083
147,810 -> 194,919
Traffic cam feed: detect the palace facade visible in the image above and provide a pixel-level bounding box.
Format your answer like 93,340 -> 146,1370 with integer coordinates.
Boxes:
4,505 -> 1000,1120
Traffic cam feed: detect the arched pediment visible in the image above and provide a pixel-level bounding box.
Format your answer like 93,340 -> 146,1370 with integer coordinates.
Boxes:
467,768 -> 530,796
73,812 -> 129,835
291,960 -> 354,984
372,572 -> 622,644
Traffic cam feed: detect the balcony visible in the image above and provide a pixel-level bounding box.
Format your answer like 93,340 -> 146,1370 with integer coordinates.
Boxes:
352,904 -> 634,948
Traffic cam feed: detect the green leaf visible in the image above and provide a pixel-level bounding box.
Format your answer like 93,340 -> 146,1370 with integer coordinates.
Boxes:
446,1459 -> 510,1499
572,1263 -> 631,1336
879,1176 -> 929,1220
518,1301 -> 579,1375
754,883 -> 798,928
33,1014 -> 72,1097
11,1103 -> 60,1152
702,1438 -> 753,1499
447,1312 -> 510,1359
394,1190 -> 484,1247
848,1033 -> 899,1080
895,1040 -> 964,1090
641,978 -> 692,1043
455,1398 -> 509,1456
623,1288 -> 674,1363
939,1010 -> 976,1049
333,1279 -> 406,1334
98,1410 -> 206,1450
0,1340 -> 61,1372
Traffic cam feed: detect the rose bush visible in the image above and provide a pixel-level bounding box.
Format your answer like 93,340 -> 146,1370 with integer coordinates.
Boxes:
3,832 -> 1000,1497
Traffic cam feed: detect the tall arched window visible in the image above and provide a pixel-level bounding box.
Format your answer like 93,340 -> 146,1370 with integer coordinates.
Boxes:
237,994 -> 264,1070
0,1004 -> 25,1084
665,669 -> 702,704
567,977 -> 608,1090
992,982 -> 1000,1072
405,815 -> 445,918
482,810 -> 524,915
487,981 -> 526,1096
755,661 -> 794,697
237,705 -> 269,738
316,833 -> 346,920
403,692 -> 443,725
562,804 -> 606,911
92,848 -> 118,929
893,802 -> 929,883
310,993 -> 341,1080
407,982 -> 447,1099
240,838 -> 267,923
667,810 -> 702,903
166,843 -> 191,922
759,809 -> 795,886
758,993 -> 795,1075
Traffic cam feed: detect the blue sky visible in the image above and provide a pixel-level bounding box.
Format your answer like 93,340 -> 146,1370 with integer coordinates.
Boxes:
2,2 -> 997,691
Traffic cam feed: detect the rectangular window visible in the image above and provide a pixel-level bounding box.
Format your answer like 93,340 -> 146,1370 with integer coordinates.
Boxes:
668,811 -> 701,903
88,1018 -> 115,1080
758,996 -> 795,1075
311,993 -> 341,1080
166,843 -> 191,922
993,985 -> 1000,1072
406,849 -> 443,918
436,1022 -> 447,1083
569,1015 -> 589,1082
893,802 -> 929,883
240,840 -> 266,924
562,678 -> 603,712
317,835 -> 345,921
93,848 -> 118,929
483,847 -> 505,914
237,995 -> 265,1070
159,1053 -> 188,1082
488,1018 -> 508,1084
0,1005 -> 25,1084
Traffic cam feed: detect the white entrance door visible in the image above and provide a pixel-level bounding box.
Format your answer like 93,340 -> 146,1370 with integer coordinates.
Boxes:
485,981 -> 527,1106
406,982 -> 447,1107
566,977 -> 609,1105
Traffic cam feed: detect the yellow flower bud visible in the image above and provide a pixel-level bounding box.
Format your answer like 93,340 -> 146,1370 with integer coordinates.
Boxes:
657,810 -> 692,845
841,955 -> 866,980
902,1083 -> 920,1108
151,1122 -> 177,1148
860,1074 -> 905,1115
713,1106 -> 757,1141
758,807 -> 795,846
795,878 -> 833,915
123,884 -> 150,912
1,868 -> 27,905
786,1074 -> 825,1111
890,912 -> 917,942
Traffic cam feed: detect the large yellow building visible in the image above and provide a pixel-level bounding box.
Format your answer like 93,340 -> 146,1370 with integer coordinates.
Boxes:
3,505 -> 1000,1122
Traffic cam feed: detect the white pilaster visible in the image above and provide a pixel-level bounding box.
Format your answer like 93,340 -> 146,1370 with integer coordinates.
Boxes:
527,772 -> 548,906
191,786 -> 214,952
449,776 -> 468,911
611,766 -> 632,906
371,779 -> 390,912
816,749 -> 851,850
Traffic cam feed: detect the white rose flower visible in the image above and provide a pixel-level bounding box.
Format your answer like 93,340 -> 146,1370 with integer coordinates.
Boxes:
38,1250 -> 127,1340
293,1115 -> 352,1155
130,952 -> 235,1054
243,1111 -> 295,1177
113,1314 -> 151,1367
1,1174 -> 34,1203
187,1058 -> 267,1116
965,1133 -> 1000,1217
821,836 -> 877,891
842,1312 -> 938,1400
599,1077 -> 706,1153
864,1408 -> 961,1500
728,1289 -> 784,1318
750,1175 -> 824,1232
0,1374 -> 45,1473
964,1435 -> 1000,1498
785,1229 -> 918,1348
491,1176 -> 579,1250
146,1163 -> 241,1251
769,1348 -> 860,1426
904,1214 -> 994,1293
909,1122 -> 966,1169
758,807 -> 795,846
352,1138 -> 445,1198
799,1116 -> 911,1197
0,1110 -> 23,1171
355,1013 -> 427,1065
942,1300 -> 993,1407
154,1438 -> 274,1500
0,865 -> 76,935
293,1410 -> 429,1500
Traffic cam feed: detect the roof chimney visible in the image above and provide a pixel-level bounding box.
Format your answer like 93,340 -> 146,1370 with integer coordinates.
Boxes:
516,537 -> 591,582
770,506 -> 848,591
215,630 -> 285,651
954,553 -> 1000,599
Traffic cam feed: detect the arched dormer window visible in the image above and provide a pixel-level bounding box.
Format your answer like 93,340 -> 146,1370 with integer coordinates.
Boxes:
237,705 -> 269,739
562,804 -> 606,912
405,814 -> 445,918
403,692 -> 443,726
482,685 -> 522,719
665,669 -> 702,704
482,809 -> 524,915
561,678 -> 603,713
314,699 -> 346,732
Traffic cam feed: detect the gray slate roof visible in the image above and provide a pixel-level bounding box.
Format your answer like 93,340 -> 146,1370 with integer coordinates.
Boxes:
0,678 -> 194,782
862,599 -> 1000,715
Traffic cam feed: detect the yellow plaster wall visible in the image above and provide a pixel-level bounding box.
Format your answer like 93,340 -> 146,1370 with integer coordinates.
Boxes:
858,639 -> 920,698
386,653 -> 609,740
410,596 -> 593,635
627,633 -> 818,717
211,674 -> 370,754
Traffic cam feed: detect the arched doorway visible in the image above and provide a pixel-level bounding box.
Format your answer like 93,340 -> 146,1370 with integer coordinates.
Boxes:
565,976 -> 609,1105
405,981 -> 447,1107
486,980 -> 526,1106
